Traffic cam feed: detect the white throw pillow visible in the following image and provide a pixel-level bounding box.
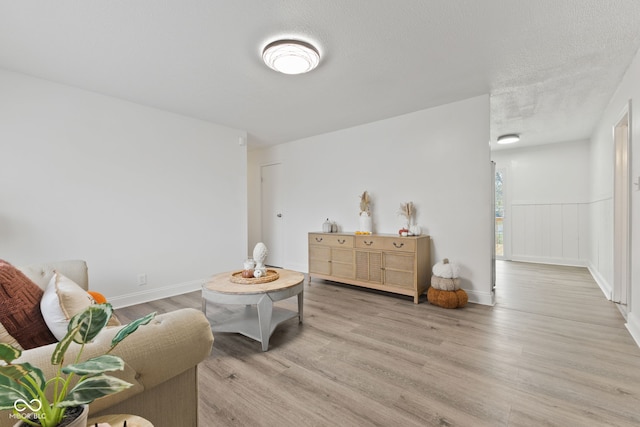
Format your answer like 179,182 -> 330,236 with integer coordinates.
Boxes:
40,271 -> 94,340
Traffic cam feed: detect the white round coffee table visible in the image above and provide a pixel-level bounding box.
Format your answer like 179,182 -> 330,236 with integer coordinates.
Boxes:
202,268 -> 304,351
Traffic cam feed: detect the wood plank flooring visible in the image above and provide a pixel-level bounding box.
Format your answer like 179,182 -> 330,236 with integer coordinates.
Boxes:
115,261 -> 640,426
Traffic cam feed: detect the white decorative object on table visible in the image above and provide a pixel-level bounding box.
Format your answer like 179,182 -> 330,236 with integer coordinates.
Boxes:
253,242 -> 268,276
243,258 -> 256,270
322,218 -> 332,233
398,201 -> 414,234
357,191 -> 373,234
359,212 -> 372,234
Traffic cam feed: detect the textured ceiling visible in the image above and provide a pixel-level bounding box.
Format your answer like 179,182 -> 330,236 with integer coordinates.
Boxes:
1,1 -> 639,150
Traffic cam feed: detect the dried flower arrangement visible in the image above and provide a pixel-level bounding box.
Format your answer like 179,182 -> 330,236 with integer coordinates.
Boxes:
357,191 -> 373,234
398,202 -> 414,223
359,191 -> 371,214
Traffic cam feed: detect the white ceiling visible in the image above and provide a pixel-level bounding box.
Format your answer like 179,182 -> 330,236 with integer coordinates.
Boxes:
1,1 -> 640,150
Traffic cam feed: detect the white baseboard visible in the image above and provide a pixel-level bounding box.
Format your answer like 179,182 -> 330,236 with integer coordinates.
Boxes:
586,262 -> 612,300
108,279 -> 204,309
466,289 -> 495,306
284,262 -> 307,274
107,274 -> 497,310
509,255 -> 587,267
626,312 -> 640,348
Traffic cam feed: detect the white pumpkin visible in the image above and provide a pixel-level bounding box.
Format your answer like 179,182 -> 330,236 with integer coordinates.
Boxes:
431,275 -> 461,291
432,258 -> 460,279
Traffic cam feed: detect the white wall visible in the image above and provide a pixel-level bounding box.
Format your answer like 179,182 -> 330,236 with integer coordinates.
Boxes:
0,70 -> 248,307
590,46 -> 640,346
249,95 -> 494,305
491,140 -> 591,265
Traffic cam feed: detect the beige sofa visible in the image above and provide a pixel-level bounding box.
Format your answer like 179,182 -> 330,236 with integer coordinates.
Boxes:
0,260 -> 214,427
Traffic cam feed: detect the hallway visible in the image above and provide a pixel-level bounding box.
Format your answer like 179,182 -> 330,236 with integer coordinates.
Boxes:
493,260 -> 640,425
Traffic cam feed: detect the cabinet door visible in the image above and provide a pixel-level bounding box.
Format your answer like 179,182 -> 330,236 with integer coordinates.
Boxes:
309,245 -> 331,275
331,248 -> 354,279
355,250 -> 383,284
383,252 -> 415,289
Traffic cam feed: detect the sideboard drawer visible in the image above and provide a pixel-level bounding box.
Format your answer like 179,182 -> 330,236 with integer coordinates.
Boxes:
355,236 -> 385,249
309,233 -> 354,247
383,238 -> 416,252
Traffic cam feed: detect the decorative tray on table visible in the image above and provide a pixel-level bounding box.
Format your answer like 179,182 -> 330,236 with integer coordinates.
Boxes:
229,269 -> 279,284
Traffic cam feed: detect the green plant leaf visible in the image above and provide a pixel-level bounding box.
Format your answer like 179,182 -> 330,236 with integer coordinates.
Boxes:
0,374 -> 31,410
0,361 -> 41,380
51,323 -> 82,366
62,355 -> 124,376
67,303 -> 112,344
0,362 -> 45,399
0,363 -> 30,382
57,374 -> 132,407
111,311 -> 156,348
0,343 -> 21,363
25,372 -> 46,401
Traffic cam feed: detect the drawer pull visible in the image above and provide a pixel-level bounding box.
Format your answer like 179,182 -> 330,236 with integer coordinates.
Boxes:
364,240 -> 374,246
315,237 -> 323,242
337,239 -> 346,244
393,242 -> 404,248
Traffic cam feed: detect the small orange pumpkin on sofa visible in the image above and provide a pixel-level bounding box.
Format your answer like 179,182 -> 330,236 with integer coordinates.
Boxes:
88,290 -> 108,304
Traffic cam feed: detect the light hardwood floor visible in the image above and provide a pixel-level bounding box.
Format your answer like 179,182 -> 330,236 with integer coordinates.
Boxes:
115,261 -> 640,427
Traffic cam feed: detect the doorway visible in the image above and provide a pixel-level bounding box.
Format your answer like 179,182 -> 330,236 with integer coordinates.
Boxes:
495,167 -> 507,260
613,102 -> 631,311
261,163 -> 284,268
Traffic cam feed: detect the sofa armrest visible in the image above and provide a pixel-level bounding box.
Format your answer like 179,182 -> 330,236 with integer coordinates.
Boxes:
99,307 -> 213,389
1,308 -> 213,423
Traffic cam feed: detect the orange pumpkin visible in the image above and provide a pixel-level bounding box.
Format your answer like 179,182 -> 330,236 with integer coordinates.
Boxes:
88,290 -> 107,304
455,289 -> 468,307
427,287 -> 468,309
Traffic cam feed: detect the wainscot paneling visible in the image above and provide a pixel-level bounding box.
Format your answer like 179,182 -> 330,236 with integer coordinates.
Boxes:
510,202 -> 588,266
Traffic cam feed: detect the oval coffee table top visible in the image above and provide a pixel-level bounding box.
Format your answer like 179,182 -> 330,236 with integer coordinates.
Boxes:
204,268 -> 304,294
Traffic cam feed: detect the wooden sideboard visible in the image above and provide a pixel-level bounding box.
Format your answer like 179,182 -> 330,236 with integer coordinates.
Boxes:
308,232 -> 431,303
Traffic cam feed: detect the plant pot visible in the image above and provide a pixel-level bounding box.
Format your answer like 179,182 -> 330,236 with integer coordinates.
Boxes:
13,404 -> 89,427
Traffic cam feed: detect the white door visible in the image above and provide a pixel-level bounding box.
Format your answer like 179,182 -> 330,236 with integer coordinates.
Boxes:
261,163 -> 284,268
613,106 -> 630,308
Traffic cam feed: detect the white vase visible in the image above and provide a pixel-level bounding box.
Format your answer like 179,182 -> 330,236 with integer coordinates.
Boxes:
358,212 -> 372,233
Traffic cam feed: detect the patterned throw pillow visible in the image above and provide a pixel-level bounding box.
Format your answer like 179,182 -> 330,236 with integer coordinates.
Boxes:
0,260 -> 57,349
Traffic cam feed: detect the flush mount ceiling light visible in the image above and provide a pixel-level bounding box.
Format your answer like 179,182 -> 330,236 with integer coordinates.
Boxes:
262,39 -> 320,75
497,134 -> 520,144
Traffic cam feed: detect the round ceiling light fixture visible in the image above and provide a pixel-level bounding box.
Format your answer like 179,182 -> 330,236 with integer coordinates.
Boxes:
262,39 -> 320,75
497,134 -> 520,144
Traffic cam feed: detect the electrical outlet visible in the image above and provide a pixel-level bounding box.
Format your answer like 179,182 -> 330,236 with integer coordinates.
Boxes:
137,274 -> 147,286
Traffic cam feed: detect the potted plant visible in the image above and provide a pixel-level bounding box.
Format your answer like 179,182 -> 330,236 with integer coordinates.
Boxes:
0,303 -> 155,427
